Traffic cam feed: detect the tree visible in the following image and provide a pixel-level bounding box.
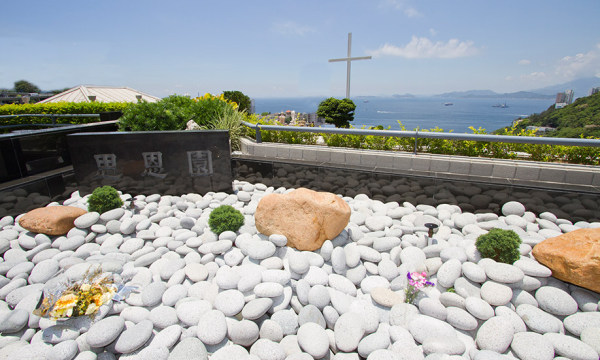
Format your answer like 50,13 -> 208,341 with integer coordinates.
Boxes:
14,80 -> 41,93
316,97 -> 356,128
223,90 -> 252,113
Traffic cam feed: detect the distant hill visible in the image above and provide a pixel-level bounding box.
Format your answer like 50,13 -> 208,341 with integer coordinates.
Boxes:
506,92 -> 600,138
434,89 -> 553,99
529,77 -> 600,99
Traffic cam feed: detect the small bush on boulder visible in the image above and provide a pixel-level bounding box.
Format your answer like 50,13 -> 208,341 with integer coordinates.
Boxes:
208,205 -> 244,235
476,228 -> 522,264
87,186 -> 123,214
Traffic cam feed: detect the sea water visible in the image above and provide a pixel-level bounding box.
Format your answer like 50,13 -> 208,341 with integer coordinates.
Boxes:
253,97 -> 554,133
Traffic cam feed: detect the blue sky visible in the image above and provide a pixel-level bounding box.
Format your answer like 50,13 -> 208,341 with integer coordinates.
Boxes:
1,0 -> 599,98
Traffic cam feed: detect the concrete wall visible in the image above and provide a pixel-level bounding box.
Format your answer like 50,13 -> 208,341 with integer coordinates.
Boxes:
240,138 -> 600,193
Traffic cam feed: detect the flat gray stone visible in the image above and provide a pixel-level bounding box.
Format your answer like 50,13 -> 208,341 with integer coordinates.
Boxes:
197,310 -> 227,345
254,282 -> 284,298
114,320 -> 153,354
298,304 -> 326,328
437,259 -> 462,288
214,289 -> 245,316
408,314 -> 456,344
446,306 -> 478,331
535,286 -> 578,316
513,258 -> 552,277
74,212 -> 100,228
510,332 -> 554,360
0,309 -> 29,333
227,319 -> 259,347
297,322 -> 329,359
422,335 -> 466,356
42,325 -> 80,344
516,304 -> 562,334
271,309 -> 299,336
149,306 -> 178,329
141,281 -> 167,307
485,262 -> 524,284
563,312 -> 600,336
543,332 -> 599,360
149,324 -> 182,349
250,339 -> 286,360
168,337 -> 208,360
480,281 -> 513,306
242,298 -> 273,320
461,262 -> 487,283
476,316 -> 515,353
86,316 -> 125,348
465,296 -> 495,320
334,312 -> 365,352
47,339 -> 78,360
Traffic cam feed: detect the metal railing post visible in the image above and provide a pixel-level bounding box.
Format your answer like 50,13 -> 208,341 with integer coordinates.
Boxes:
414,127 -> 419,155
51,115 -> 56,125
255,125 -> 262,143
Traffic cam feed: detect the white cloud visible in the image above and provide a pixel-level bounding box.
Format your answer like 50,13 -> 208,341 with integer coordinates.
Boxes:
429,28 -> 437,37
380,0 -> 421,17
555,44 -> 600,79
521,71 -> 547,80
518,59 -> 531,65
271,21 -> 315,36
368,36 -> 479,59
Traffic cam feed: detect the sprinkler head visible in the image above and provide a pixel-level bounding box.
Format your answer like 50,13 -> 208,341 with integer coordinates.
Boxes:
425,223 -> 439,237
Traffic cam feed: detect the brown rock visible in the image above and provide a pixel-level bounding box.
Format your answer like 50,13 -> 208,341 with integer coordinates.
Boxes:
532,228 -> 600,293
254,188 -> 351,251
19,206 -> 87,236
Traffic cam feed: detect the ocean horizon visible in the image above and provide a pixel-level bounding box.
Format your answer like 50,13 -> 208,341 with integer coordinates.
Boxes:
253,96 -> 555,133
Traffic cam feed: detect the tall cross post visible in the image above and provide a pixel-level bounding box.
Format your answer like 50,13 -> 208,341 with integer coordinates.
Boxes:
328,32 -> 372,99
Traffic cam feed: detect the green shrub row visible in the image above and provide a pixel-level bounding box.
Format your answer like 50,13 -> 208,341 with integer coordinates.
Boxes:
0,102 -> 129,125
243,120 -> 600,165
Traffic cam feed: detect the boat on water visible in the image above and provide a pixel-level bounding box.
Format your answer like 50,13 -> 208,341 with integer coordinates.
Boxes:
444,102 -> 453,106
492,102 -> 509,108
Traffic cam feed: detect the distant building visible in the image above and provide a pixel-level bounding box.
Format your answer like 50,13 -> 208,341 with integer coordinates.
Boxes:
526,126 -> 555,133
555,89 -> 574,109
39,85 -> 160,103
590,87 -> 600,96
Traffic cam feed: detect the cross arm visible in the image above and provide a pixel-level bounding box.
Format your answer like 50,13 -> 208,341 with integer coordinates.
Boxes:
328,56 -> 372,62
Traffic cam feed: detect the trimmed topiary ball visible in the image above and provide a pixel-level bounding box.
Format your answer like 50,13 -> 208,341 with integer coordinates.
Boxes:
476,228 -> 522,264
87,186 -> 123,214
208,205 -> 244,235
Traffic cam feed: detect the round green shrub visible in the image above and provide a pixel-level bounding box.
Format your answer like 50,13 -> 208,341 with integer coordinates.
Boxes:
208,205 -> 244,235
87,186 -> 123,214
475,228 -> 522,264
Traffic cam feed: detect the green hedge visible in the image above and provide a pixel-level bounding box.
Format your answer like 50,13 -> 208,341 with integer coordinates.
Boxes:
0,102 -> 130,125
244,120 -> 600,165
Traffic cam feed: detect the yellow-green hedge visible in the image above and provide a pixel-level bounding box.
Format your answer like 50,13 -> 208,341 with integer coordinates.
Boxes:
0,102 -> 130,125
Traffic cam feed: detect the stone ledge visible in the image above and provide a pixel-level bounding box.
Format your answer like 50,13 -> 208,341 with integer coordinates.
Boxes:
240,138 -> 600,193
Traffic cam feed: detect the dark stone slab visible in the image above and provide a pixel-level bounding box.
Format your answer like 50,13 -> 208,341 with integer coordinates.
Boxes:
67,131 -> 233,196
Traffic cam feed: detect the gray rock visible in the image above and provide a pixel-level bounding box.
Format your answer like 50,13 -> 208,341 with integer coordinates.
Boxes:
141,281 -> 167,307
86,316 -> 125,348
46,340 -> 78,360
502,201 -> 525,216
176,299 -> 212,327
42,325 -> 80,344
289,252 -> 310,274
461,262 -> 487,283
408,314 -> 456,344
74,212 -> 100,228
197,310 -> 227,345
120,306 -> 150,323
510,332 -> 554,360
543,332 -> 599,360
271,309 -> 298,336
516,304 -> 563,334
297,322 -> 329,359
535,286 -> 578,316
242,298 -> 273,320
485,262 -> 524,284
476,316 -> 515,353
563,312 -> 600,336
437,259 -> 462,288
0,309 -> 29,333
254,282 -> 284,298
580,327 -> 600,355
214,289 -> 245,316
114,320 -> 153,354
260,319 -> 284,342
246,241 -> 276,260
464,296 -> 494,320
149,306 -> 178,329
422,335 -> 466,356
334,312 -> 365,352
211,344 -> 248,360
227,319 -> 259,347
149,324 -> 182,349
308,284 -> 330,309
480,281 -> 513,306
358,331 -> 391,358
446,306 -> 478,331
161,284 -> 188,307
168,337 -> 208,360
513,258 -> 552,277
495,305 -> 527,333
418,298 -> 447,321
298,304 -> 326,328
249,339 -> 286,360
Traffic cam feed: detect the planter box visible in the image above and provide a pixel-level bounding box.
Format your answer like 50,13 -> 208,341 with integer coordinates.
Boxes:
67,131 -> 233,195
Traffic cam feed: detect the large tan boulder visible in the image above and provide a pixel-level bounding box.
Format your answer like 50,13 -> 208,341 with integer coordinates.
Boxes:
532,228 -> 600,293
255,188 -> 351,251
19,206 -> 87,236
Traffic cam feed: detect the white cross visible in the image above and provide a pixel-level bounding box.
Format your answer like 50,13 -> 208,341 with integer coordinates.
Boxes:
328,32 -> 372,99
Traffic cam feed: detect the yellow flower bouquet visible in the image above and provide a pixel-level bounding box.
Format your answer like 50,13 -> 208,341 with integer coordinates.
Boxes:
34,267 -> 133,320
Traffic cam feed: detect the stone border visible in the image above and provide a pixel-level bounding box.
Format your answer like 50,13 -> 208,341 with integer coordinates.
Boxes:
240,138 -> 600,193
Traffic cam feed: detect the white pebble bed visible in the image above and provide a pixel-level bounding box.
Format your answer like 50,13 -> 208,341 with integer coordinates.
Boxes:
0,180 -> 599,360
